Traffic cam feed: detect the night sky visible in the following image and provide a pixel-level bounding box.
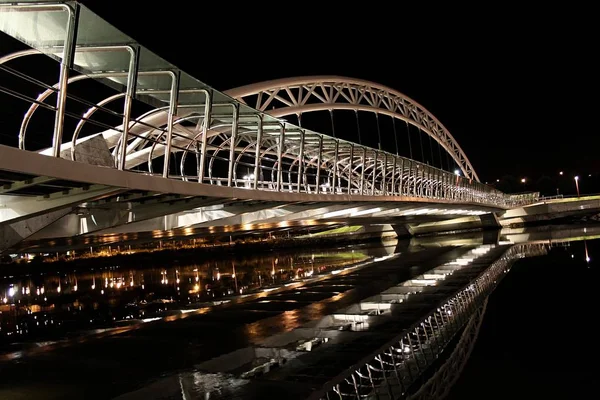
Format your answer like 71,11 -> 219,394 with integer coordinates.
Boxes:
76,1 -> 597,185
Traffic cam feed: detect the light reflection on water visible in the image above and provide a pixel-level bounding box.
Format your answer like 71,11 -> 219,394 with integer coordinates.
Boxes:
0,249 -> 373,349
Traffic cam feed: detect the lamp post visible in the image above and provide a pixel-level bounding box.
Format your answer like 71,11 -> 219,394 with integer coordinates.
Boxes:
574,176 -> 580,197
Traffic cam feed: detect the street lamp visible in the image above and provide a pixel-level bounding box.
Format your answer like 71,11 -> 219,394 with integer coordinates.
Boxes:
559,171 -> 563,176
521,178 -> 526,183
574,176 -> 580,197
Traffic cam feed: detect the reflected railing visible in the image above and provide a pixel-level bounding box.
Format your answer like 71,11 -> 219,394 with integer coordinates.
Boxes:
312,242 -> 548,400
0,1 -> 536,208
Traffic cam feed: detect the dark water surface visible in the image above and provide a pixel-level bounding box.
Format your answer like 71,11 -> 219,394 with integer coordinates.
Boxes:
447,238 -> 599,399
1,226 -> 599,399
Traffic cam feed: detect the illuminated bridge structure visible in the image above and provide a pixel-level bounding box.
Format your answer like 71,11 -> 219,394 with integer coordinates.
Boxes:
0,1 -> 543,255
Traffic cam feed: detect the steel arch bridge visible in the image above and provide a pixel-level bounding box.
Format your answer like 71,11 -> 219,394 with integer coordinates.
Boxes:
225,76 -> 479,182
0,0 -> 541,256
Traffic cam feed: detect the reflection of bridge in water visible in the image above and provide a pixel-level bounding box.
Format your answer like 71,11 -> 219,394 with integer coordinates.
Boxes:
2,225 -> 596,399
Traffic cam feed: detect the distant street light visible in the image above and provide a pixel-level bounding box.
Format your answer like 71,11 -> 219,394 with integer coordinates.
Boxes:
521,178 -> 526,183
574,176 -> 580,197
559,171 -> 563,176
454,169 -> 460,176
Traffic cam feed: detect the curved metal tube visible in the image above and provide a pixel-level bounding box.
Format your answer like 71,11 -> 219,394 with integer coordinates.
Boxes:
225,76 -> 479,182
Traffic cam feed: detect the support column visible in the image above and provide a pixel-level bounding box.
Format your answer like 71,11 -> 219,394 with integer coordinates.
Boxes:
227,103 -> 239,187
162,71 -> 180,179
253,115 -> 262,190
297,129 -> 305,193
315,135 -> 323,193
52,3 -> 79,158
118,46 -> 139,170
199,90 -> 213,183
277,124 -> 285,191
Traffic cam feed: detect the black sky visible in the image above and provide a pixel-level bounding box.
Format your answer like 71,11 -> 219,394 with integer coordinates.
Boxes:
79,2 -> 597,183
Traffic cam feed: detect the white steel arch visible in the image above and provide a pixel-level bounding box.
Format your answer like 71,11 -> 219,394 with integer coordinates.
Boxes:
225,76 -> 480,182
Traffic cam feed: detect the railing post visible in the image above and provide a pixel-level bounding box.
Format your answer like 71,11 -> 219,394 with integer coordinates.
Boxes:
382,153 -> 388,196
52,3 -> 79,158
413,162 -> 417,196
360,147 -> 367,195
315,135 -> 323,193
227,103 -> 239,187
118,45 -> 139,170
297,129 -> 305,193
277,124 -> 285,191
399,158 -> 404,195
199,90 -> 213,183
162,71 -> 180,178
348,144 -> 354,194
371,150 -> 378,195
253,115 -> 262,190
332,139 -> 339,194
391,156 -> 396,196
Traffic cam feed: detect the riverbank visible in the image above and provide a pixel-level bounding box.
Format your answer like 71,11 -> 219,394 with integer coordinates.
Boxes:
0,231 -> 393,275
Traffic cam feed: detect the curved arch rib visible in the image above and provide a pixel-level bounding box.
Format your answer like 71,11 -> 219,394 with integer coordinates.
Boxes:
225,76 -> 479,182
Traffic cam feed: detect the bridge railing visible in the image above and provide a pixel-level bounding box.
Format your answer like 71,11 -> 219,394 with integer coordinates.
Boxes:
0,1 -> 532,208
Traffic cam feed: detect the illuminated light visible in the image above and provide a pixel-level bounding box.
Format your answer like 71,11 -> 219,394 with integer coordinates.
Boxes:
176,278 -> 180,284
559,171 -> 564,175
40,287 -> 44,294
100,290 -> 104,294
586,256 -> 591,262
141,284 -> 145,290
116,282 -> 122,289
410,279 -> 437,285
323,207 -> 358,218
350,207 -> 382,217
454,169 -> 460,176
57,286 -> 61,293
521,178 -> 526,183
73,285 -> 78,292
91,284 -> 96,290
193,284 -> 200,291
575,176 -> 579,181
142,317 -> 161,323
216,272 -> 221,280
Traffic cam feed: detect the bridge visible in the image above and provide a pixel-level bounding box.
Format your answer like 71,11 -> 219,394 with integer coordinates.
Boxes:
0,4 -> 597,399
0,1 -> 557,255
